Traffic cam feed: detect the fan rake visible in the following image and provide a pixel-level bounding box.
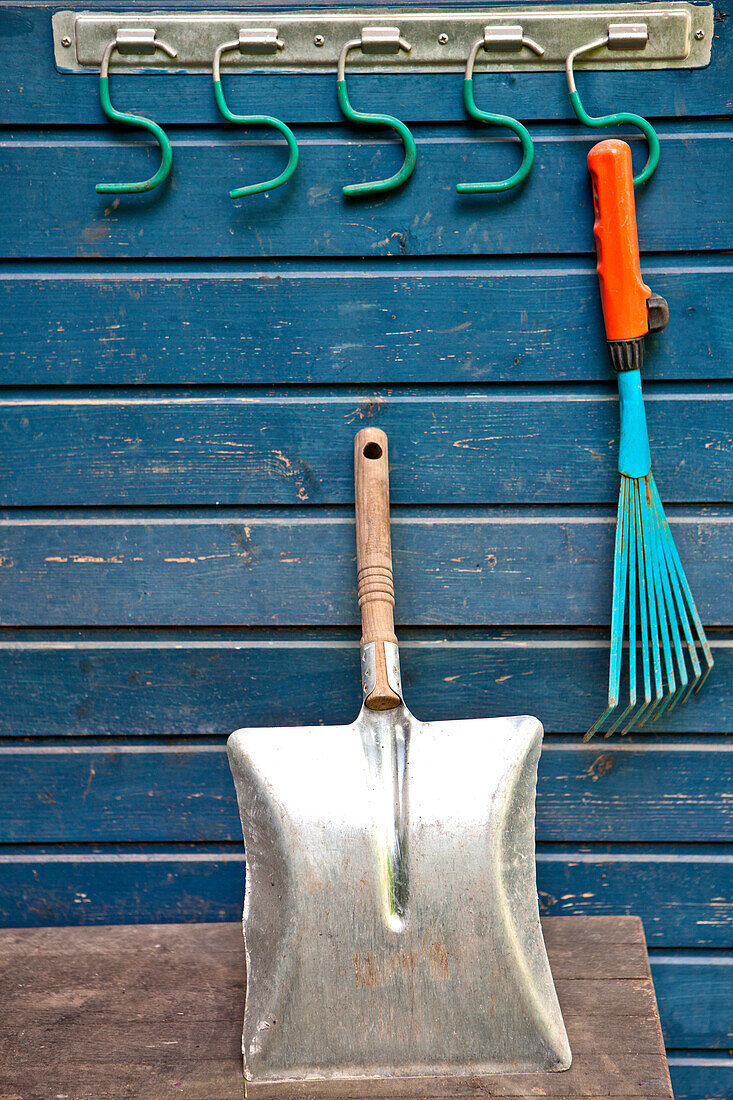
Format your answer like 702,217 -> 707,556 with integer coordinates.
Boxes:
587,471 -> 714,739
585,139 -> 713,739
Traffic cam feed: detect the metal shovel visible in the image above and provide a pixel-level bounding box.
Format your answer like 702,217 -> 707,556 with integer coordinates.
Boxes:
227,427 -> 571,1086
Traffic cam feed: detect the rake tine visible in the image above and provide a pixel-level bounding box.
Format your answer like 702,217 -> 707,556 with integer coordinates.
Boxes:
661,563 -> 700,705
648,480 -> 688,719
651,479 -> 705,704
661,564 -> 694,714
692,632 -> 714,692
637,481 -> 666,727
638,486 -> 669,726
649,478 -> 714,699
606,481 -> 637,736
647,492 -> 677,724
622,481 -> 653,733
585,481 -> 628,740
651,486 -> 698,713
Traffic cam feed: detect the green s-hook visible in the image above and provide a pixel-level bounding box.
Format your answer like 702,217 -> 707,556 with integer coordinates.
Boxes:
96,32 -> 177,195
336,29 -> 416,198
566,26 -> 660,187
213,32 -> 299,199
457,28 -> 543,195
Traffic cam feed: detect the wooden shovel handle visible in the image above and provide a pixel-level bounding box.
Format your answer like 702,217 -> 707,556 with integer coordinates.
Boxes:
354,428 -> 401,711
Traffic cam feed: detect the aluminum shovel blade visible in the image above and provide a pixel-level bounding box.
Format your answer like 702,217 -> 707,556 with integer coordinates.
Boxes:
227,705 -> 570,1084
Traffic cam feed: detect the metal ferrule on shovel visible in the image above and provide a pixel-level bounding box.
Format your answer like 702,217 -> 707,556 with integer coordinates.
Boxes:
227,427 -> 571,1086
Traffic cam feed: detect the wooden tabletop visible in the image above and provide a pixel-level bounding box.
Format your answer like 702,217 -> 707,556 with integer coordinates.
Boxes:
0,916 -> 672,1099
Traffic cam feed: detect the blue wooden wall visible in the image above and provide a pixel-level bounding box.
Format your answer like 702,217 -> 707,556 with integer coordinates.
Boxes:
1,2 -> 731,1095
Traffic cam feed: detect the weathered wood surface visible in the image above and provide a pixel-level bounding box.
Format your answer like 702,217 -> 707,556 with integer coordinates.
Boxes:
0,916 -> 673,1099
0,389 -> 730,505
1,261 -> 731,385
2,741 -> 731,844
2,631 -> 730,735
2,848 -> 730,946
1,512 -> 727,625
3,125 -> 732,258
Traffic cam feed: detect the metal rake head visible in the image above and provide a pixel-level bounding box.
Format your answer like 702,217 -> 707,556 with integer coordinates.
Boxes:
586,473 -> 714,740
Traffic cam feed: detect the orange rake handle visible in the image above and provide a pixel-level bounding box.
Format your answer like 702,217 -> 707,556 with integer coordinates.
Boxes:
588,138 -> 651,343
587,140 -> 669,475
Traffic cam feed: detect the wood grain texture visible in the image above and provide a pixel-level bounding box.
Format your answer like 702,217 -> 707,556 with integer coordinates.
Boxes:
354,428 -> 400,708
0,849 -> 729,945
1,388 -> 729,506
2,631 -> 730,735
0,917 -> 673,1099
0,512 -> 727,625
2,125 -> 732,258
2,742 -> 731,845
1,261 -> 731,386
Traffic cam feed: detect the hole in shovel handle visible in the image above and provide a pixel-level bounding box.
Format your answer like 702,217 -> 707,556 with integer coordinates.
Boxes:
363,441 -> 383,460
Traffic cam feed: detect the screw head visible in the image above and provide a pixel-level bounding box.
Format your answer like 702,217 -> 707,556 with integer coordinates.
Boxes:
313,34 -> 325,47
695,28 -> 705,39
61,35 -> 72,47
438,32 -> 449,45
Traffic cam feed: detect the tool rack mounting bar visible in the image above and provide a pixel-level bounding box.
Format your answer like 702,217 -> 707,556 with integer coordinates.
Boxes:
53,5 -> 713,74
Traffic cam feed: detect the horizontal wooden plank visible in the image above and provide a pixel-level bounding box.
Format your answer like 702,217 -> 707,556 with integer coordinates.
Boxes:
0,913 -> 642,952
3,125 -> 732,258
6,66 -> 733,128
0,991 -> 671,1057
1,1052 -> 671,1100
0,389 -> 730,505
0,915 -> 647,986
2,631 -> 729,735
2,261 -> 731,385
0,918 -> 674,1100
651,956 -> 733,1049
667,1055 -> 733,1100
0,848 -> 730,946
1,742 -> 731,844
537,851 -> 733,947
546,914 -> 647,947
0,921 -> 652,998
4,3 -> 733,125
0,512 -> 728,625
212,1057 -> 673,1099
